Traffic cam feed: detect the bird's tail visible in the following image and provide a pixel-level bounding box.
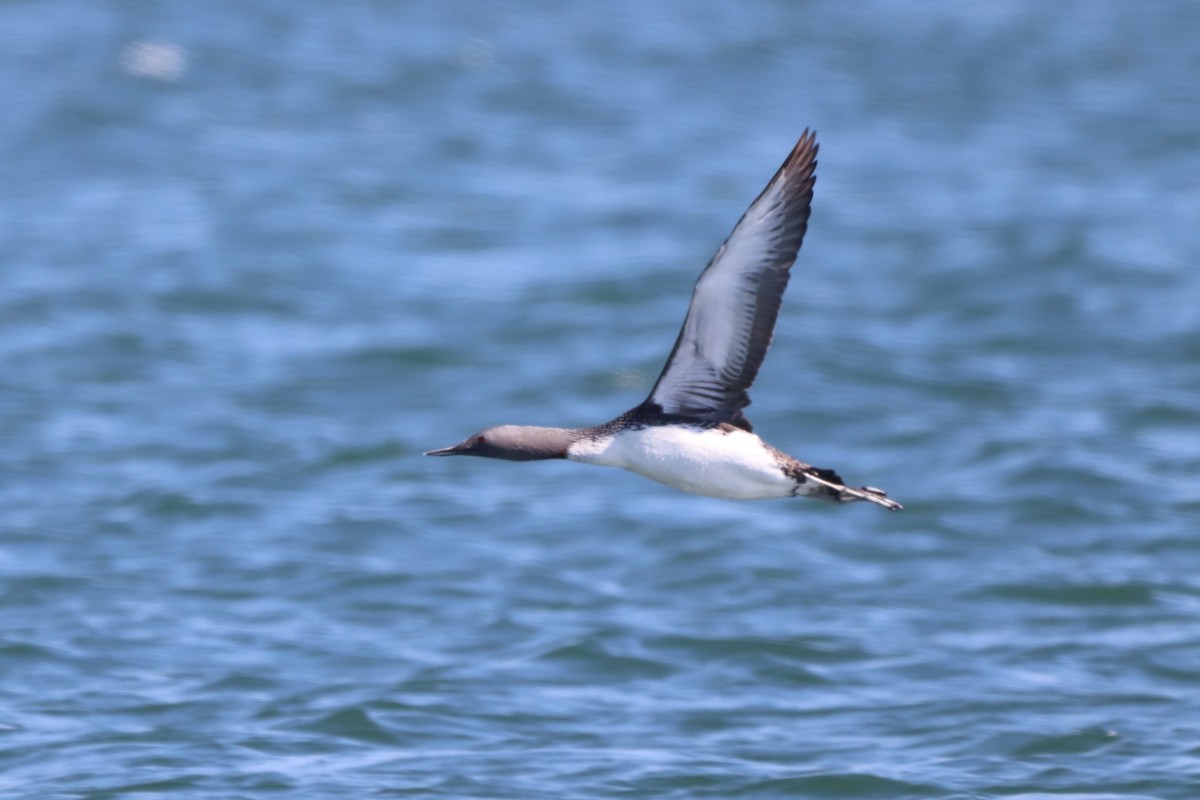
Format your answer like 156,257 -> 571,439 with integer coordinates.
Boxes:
803,466 -> 903,511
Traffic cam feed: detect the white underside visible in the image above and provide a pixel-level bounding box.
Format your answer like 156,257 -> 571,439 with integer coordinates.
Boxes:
567,426 -> 806,500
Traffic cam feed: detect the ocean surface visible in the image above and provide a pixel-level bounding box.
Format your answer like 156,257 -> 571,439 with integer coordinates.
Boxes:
3,1 -> 1199,797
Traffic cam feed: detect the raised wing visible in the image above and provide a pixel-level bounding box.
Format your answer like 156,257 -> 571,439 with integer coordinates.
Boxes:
644,130 -> 818,428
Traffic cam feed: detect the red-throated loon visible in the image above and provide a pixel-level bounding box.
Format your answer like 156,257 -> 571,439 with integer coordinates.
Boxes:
426,131 -> 901,511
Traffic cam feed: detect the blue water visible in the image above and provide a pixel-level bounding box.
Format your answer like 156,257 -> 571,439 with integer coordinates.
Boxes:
3,1 -> 1200,797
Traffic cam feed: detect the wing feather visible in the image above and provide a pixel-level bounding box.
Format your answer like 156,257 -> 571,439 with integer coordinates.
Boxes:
644,130 -> 818,426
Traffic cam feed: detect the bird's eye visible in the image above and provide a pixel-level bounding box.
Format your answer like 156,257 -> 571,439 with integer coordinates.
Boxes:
475,435 -> 487,445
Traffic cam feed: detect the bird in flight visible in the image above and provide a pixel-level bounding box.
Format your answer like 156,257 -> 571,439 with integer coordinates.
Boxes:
426,130 -> 901,510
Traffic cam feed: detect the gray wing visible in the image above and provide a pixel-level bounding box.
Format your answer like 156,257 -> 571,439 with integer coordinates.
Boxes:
644,130 -> 818,429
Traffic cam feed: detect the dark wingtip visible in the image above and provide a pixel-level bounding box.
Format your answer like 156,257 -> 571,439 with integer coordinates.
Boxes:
785,128 -> 819,178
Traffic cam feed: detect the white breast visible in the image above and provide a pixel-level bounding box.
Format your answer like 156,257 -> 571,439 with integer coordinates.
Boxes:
567,425 -> 797,500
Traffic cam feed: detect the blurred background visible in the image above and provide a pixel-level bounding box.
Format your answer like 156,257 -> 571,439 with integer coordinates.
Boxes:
2,1 -> 1199,797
